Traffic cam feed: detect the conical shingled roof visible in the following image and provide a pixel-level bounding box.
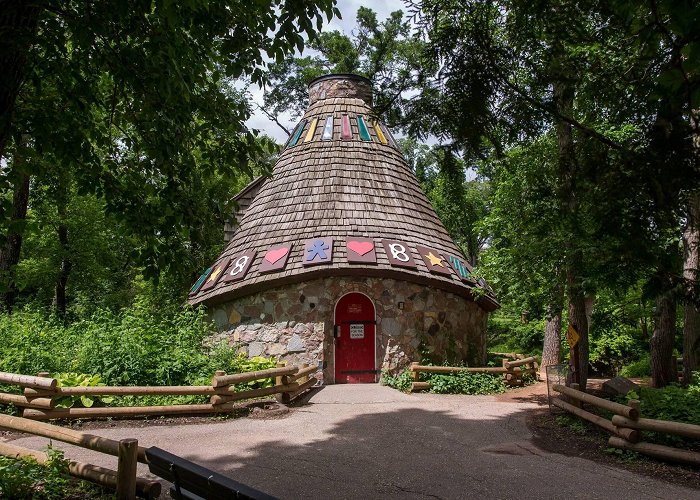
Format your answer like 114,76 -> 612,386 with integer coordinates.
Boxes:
190,74 -> 497,311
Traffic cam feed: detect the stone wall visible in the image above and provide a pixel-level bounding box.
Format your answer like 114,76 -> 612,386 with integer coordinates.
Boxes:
307,75 -> 373,106
207,277 -> 488,384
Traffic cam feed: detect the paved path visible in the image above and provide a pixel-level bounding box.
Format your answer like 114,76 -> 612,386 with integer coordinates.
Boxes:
6,384 -> 699,499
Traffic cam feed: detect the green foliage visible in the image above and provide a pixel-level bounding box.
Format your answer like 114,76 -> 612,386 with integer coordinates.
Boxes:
487,312 -> 546,355
237,356 -> 279,389
263,7 -> 425,126
555,414 -> 591,435
0,447 -> 69,500
53,373 -> 114,409
427,372 -> 506,395
0,296 -> 232,388
626,375 -> 700,448
380,369 -> 413,393
2,0 -> 340,286
619,354 -> 651,378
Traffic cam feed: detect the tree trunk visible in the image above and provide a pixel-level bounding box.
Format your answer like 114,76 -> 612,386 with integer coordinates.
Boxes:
0,1 -> 42,160
682,191 -> 700,384
541,275 -> 564,378
541,306 -> 562,378
554,78 -> 589,389
651,289 -> 677,388
0,137 -> 30,312
53,219 -> 71,318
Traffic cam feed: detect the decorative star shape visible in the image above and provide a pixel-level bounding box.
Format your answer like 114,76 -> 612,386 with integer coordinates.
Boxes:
425,252 -> 444,267
207,267 -> 222,282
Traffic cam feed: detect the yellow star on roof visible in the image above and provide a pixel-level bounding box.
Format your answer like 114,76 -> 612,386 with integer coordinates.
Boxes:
207,267 -> 222,282
425,252 -> 444,267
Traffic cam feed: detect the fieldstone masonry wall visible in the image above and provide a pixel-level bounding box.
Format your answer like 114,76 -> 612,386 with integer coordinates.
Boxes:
207,277 -> 487,384
307,75 -> 373,106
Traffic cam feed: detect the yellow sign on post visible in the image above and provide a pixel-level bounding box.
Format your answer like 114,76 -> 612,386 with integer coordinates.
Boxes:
566,324 -> 580,348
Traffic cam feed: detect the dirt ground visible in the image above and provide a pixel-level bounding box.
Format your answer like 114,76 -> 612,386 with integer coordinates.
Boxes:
496,380 -> 700,489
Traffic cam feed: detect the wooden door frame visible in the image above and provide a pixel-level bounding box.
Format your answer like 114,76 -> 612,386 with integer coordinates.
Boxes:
333,291 -> 377,383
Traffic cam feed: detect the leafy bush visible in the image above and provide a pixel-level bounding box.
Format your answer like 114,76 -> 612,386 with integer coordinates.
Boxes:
0,299 -> 237,389
0,447 -> 69,500
380,369 -> 413,392
0,296 -> 287,412
237,356 -> 278,389
620,354 -> 651,378
53,373 -> 114,409
427,372 -> 506,395
625,374 -> 700,448
487,312 -> 545,355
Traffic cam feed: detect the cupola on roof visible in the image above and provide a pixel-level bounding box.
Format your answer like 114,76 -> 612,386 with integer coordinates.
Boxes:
189,74 -> 497,311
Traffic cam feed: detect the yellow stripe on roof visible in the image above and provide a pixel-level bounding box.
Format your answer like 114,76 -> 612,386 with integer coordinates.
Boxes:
374,120 -> 388,144
304,117 -> 318,143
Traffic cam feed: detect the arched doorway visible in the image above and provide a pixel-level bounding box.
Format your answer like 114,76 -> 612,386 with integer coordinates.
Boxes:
334,292 -> 376,383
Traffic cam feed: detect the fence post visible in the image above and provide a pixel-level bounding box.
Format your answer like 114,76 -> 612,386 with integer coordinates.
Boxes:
116,438 -> 138,500
276,363 -> 291,404
570,383 -> 582,408
628,399 -> 641,420
410,362 -> 419,382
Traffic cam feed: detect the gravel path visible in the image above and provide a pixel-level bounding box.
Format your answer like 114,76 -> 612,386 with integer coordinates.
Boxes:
6,384 -> 699,499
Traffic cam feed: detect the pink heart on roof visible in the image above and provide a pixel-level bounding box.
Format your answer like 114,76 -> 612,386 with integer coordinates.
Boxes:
347,241 -> 374,256
264,247 -> 289,264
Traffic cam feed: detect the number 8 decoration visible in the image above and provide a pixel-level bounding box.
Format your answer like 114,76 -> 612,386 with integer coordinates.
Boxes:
222,251 -> 256,283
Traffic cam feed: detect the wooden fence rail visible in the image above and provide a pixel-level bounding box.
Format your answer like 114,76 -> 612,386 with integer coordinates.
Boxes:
0,364 -> 320,497
0,414 -> 157,499
552,384 -> 700,466
0,365 -> 318,421
409,354 -> 539,393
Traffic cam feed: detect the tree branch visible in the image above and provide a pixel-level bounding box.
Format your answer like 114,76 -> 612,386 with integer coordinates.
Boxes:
256,103 -> 290,137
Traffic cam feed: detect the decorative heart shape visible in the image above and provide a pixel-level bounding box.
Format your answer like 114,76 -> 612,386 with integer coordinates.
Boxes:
264,247 -> 289,264
348,241 -> 374,256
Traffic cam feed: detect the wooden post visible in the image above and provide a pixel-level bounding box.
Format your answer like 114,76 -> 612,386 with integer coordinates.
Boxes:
211,371 -> 228,405
628,399 -> 641,420
410,362 -> 419,382
570,383 -> 582,408
571,344 -> 581,387
276,363 -> 291,404
116,438 -> 138,500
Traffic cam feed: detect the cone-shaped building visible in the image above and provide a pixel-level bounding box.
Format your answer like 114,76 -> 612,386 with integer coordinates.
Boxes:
190,74 -> 498,383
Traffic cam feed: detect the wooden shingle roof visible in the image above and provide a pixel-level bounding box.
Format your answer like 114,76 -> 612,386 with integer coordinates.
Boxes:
190,75 -> 498,311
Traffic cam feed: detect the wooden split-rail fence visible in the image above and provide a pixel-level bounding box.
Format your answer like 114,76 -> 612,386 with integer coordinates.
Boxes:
0,365 -> 318,420
552,383 -> 700,466
0,366 -> 318,498
408,353 -> 538,393
0,413 -> 159,499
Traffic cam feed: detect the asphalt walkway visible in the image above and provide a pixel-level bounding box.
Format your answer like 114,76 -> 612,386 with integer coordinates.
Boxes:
7,384 -> 699,499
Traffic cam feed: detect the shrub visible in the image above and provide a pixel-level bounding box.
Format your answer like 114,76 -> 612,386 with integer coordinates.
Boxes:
380,369 -> 413,392
620,354 -> 651,378
53,373 -> 114,409
427,372 -> 506,395
0,447 -> 69,500
625,374 -> 700,448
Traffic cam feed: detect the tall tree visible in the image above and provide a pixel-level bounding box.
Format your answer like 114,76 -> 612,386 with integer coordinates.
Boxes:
262,7 -> 425,132
0,0 -> 340,295
412,0 -> 700,387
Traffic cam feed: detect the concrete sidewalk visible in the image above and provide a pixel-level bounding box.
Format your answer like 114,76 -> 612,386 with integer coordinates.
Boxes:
6,384 -> 698,499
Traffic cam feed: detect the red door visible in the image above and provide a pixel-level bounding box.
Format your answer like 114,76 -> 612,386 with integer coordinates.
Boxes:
334,293 -> 376,383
